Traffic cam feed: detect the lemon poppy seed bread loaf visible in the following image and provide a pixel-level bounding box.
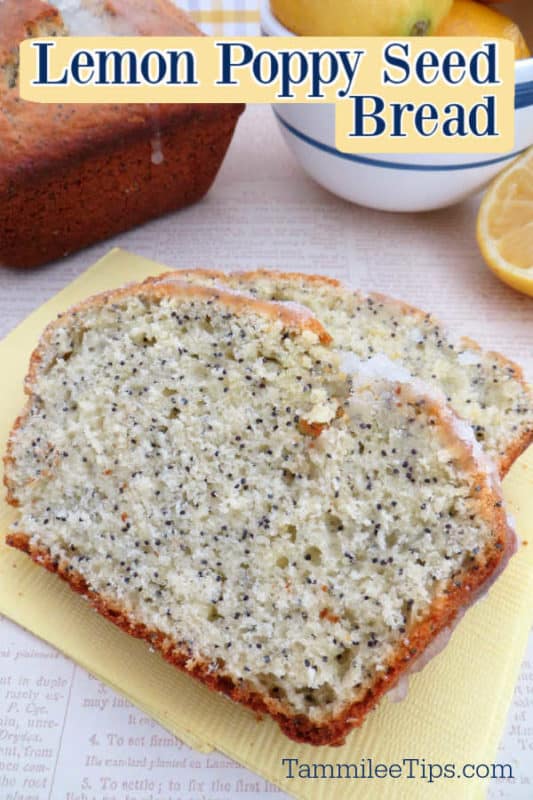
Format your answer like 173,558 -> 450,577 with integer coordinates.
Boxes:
5,278 -> 514,745
0,0 -> 244,267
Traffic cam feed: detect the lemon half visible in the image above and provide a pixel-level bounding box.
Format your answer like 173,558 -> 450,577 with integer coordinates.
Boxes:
477,147 -> 533,297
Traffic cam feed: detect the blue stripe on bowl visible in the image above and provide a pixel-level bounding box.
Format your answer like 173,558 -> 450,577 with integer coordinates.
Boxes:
274,111 -> 526,172
515,80 -> 533,110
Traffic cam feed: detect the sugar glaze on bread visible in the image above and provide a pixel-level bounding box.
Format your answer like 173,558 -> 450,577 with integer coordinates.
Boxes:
154,269 -> 533,478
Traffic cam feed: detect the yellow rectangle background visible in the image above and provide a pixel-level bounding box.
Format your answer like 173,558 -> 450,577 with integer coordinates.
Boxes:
18,36 -> 515,153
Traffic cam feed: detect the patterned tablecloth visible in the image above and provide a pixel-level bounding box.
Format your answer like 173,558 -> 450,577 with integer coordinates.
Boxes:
180,0 -> 261,34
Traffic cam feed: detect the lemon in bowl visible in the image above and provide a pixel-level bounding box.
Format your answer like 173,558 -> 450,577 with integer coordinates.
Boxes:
261,0 -> 533,211
270,0 -> 453,36
435,0 -> 530,59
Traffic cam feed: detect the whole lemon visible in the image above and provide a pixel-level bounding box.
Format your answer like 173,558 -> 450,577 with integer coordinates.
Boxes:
270,0 -> 454,36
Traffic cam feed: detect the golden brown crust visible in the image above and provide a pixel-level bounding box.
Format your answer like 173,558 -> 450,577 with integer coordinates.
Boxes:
150,269 -> 532,479
364,296 -> 533,477
1,111 -> 243,268
37,278 -> 332,346
498,427 -> 533,478
6,506 -> 509,747
232,269 -> 343,290
455,336 -> 533,477
2,278 -> 332,503
147,268 -> 343,292
132,278 -> 332,343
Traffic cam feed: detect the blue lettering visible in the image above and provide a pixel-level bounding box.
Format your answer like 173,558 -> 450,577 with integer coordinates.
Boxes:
415,103 -> 439,136
279,50 -> 308,98
391,102 -> 414,137
442,50 -> 466,84
470,95 -> 497,135
308,49 -> 338,98
350,95 -> 386,137
415,50 -> 439,85
31,41 -> 68,85
471,43 -> 499,84
140,51 -> 166,84
216,42 -> 254,85
281,758 -> 299,779
70,50 -> 94,85
252,51 -> 279,85
383,43 -> 410,85
442,104 -> 467,137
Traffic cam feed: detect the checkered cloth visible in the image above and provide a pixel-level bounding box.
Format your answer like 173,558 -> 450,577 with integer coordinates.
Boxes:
179,0 -> 261,35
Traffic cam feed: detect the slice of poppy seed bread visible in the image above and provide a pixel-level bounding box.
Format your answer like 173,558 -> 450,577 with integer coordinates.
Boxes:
4,279 -> 513,746
152,270 -> 533,477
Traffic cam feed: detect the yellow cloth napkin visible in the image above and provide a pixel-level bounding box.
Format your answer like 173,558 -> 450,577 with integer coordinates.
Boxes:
1,249 -> 532,800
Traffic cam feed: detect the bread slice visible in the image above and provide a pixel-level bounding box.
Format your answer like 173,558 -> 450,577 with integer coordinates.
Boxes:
148,270 -> 533,478
4,279 -> 513,745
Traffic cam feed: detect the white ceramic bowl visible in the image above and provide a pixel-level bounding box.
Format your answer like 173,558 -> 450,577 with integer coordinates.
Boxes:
261,0 -> 533,211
